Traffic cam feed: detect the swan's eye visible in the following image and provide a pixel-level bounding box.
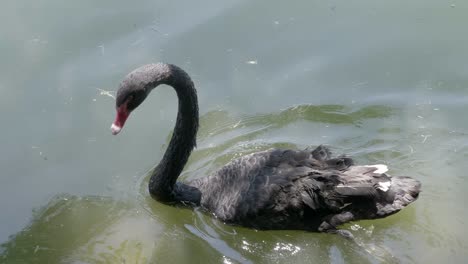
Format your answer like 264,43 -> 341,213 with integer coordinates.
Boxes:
126,90 -> 148,111
126,95 -> 134,104
124,95 -> 136,110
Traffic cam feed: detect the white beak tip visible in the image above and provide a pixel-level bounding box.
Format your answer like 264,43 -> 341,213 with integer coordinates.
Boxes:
111,123 -> 122,135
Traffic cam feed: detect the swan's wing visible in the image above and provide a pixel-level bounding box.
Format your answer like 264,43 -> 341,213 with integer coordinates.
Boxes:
317,164 -> 420,217
332,165 -> 392,198
194,147 -> 353,227
192,146 -> 420,229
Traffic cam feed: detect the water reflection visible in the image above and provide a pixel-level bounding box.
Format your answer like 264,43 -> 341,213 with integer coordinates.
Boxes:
2,0 -> 468,262
3,99 -> 468,263
1,104 -> 411,263
0,194 -> 159,263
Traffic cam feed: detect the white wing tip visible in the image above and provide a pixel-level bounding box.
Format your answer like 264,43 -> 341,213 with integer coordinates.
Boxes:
378,181 -> 392,192
363,164 -> 388,174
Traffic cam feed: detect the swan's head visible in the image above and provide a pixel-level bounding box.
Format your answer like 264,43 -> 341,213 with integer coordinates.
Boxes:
111,63 -> 174,135
111,80 -> 149,135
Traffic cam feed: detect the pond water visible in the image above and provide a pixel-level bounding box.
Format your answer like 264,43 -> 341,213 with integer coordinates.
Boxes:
1,0 -> 467,263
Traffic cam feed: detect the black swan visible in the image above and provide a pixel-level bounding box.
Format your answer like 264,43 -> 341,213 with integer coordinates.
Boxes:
110,63 -> 421,237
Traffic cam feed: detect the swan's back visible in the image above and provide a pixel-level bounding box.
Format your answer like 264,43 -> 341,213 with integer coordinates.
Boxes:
190,146 -> 420,231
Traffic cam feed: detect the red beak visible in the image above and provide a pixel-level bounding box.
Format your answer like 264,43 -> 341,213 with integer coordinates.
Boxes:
111,106 -> 130,135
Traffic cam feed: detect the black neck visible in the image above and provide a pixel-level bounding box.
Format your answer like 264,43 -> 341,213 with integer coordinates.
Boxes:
147,64 -> 199,202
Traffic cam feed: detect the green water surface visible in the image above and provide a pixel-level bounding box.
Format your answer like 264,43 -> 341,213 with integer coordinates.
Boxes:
1,0 -> 467,263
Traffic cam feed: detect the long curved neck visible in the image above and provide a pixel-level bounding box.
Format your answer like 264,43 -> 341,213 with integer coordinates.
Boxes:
147,64 -> 199,202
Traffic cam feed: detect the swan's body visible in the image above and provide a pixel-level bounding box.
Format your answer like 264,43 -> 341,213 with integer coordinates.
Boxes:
111,63 -> 420,235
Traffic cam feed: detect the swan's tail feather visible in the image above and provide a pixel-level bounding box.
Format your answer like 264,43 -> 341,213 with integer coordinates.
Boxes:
376,176 -> 421,217
328,164 -> 421,218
